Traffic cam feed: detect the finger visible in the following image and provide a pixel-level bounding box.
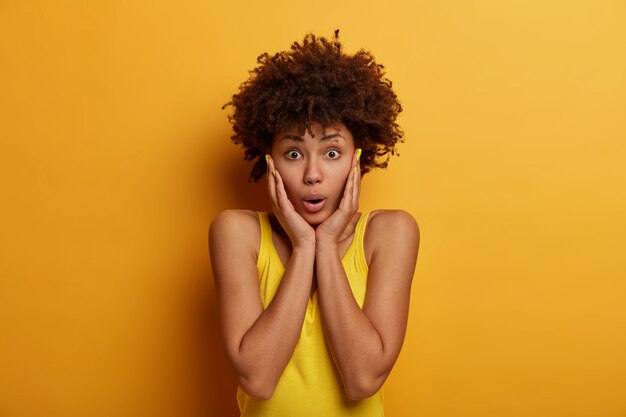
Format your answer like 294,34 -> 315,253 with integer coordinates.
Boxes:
347,148 -> 362,197
339,160 -> 355,212
353,150 -> 361,208
266,155 -> 279,212
352,168 -> 360,208
274,168 -> 296,213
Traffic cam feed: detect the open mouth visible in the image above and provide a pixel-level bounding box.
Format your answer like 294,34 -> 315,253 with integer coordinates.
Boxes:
302,198 -> 327,213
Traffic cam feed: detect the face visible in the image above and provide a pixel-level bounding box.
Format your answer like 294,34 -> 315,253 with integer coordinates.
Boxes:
271,122 -> 356,225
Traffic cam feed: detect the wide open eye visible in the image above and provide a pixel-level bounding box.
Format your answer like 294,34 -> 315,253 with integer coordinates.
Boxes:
285,150 -> 302,160
325,149 -> 341,160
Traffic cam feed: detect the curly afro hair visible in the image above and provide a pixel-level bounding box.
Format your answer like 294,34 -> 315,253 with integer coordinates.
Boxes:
222,30 -> 404,182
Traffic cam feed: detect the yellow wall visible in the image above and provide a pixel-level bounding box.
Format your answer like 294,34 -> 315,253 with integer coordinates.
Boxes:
1,1 -> 625,416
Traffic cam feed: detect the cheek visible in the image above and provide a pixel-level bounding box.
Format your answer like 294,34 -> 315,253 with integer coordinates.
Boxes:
277,168 -> 298,196
340,161 -> 353,180
330,165 -> 352,196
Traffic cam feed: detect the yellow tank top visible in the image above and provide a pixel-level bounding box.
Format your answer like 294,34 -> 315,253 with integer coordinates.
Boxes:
237,211 -> 384,417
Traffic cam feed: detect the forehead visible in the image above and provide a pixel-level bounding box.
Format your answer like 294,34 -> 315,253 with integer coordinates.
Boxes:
273,122 -> 353,144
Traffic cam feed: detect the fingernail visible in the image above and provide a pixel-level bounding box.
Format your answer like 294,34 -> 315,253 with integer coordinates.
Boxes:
356,148 -> 362,161
265,154 -> 269,164
354,166 -> 357,173
272,170 -> 276,177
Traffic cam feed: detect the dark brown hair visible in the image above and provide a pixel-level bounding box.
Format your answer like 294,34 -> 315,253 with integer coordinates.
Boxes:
222,30 -> 404,181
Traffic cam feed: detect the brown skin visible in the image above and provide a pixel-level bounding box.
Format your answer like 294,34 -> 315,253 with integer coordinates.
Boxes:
271,122 -> 356,228
222,31 -> 404,182
209,123 -> 420,401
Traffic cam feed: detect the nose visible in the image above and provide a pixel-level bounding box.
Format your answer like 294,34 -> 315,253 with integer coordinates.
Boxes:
303,158 -> 323,185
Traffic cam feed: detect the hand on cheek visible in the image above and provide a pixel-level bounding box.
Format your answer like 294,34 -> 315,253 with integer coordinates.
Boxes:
316,148 -> 362,243
266,155 -> 316,248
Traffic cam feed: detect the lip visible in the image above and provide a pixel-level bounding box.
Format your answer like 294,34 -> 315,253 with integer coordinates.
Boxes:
302,194 -> 327,213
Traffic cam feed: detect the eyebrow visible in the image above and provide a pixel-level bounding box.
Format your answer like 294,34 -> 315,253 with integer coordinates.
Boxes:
280,133 -> 344,142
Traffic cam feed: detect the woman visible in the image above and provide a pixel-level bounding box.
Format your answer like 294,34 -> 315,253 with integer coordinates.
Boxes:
210,30 -> 420,417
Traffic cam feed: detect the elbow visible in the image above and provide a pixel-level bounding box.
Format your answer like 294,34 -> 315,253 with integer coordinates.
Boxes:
239,375 -> 277,401
230,350 -> 281,400
344,374 -> 385,401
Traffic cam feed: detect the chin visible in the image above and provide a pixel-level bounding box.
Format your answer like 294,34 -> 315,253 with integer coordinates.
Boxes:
300,208 -> 332,226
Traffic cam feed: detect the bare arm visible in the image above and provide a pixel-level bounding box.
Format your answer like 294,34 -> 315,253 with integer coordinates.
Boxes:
315,210 -> 420,400
209,209 -> 315,400
209,156 -> 319,400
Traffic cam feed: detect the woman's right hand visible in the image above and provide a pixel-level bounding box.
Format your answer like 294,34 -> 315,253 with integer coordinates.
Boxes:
266,154 -> 316,248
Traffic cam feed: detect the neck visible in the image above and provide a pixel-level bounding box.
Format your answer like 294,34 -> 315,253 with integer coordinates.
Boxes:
269,212 -> 361,245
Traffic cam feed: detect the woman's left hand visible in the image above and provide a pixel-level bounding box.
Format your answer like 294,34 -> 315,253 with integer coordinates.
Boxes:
315,148 -> 361,244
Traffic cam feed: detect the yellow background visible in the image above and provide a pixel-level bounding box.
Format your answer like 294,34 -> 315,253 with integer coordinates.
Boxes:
1,1 -> 625,416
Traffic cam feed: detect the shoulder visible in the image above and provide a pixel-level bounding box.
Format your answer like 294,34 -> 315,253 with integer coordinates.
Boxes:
364,209 -> 420,261
367,209 -> 420,241
210,208 -> 259,230
209,209 -> 261,251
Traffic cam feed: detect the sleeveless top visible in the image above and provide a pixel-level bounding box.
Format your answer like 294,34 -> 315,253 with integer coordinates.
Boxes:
237,211 -> 384,417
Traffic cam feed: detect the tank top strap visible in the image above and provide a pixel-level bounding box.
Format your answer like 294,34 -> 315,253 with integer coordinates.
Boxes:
354,211 -> 371,240
256,212 -> 272,242
256,211 -> 272,273
349,211 -> 371,274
